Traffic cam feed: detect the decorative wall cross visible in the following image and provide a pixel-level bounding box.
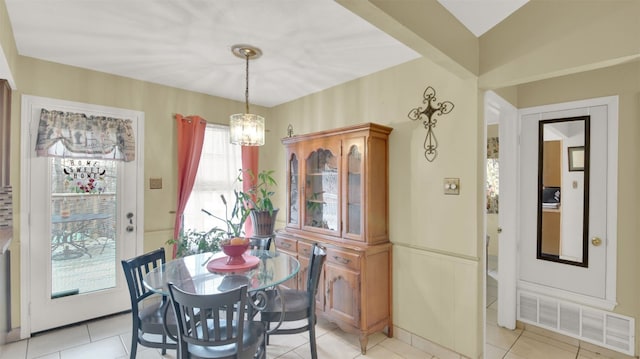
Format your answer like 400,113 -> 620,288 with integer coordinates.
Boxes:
408,86 -> 455,162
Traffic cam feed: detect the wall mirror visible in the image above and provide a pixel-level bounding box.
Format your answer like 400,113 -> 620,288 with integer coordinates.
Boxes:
537,116 -> 590,267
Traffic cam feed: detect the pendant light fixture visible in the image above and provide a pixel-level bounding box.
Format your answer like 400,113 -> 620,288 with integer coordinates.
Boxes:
229,45 -> 265,146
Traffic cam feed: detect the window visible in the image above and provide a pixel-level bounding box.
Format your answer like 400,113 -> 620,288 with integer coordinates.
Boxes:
486,136 -> 499,214
183,124 -> 242,233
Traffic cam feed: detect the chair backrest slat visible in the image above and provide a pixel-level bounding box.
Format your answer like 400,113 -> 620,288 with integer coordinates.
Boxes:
121,248 -> 166,308
307,244 -> 327,299
168,283 -> 249,353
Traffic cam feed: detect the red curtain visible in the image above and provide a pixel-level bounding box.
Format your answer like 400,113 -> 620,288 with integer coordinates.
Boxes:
173,114 -> 207,257
242,146 -> 259,237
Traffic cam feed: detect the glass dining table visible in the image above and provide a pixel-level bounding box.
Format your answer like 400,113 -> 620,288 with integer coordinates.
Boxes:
143,249 -> 300,297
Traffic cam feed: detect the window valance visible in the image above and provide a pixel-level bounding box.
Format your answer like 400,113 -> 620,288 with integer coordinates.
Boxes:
35,109 -> 135,162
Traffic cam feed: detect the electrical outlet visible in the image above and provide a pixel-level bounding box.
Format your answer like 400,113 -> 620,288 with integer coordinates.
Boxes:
444,178 -> 460,195
149,177 -> 163,189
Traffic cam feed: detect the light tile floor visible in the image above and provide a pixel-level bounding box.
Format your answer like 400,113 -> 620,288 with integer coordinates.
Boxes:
0,313 -> 435,359
484,276 -> 632,359
0,277 -> 632,359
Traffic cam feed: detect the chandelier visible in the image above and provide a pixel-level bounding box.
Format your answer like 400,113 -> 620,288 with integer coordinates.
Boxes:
229,45 -> 265,146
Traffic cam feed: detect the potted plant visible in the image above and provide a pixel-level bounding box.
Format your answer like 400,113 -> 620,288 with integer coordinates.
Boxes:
202,189 -> 251,240
168,169 -> 277,256
240,169 -> 279,237
167,228 -> 224,257
168,176 -> 251,257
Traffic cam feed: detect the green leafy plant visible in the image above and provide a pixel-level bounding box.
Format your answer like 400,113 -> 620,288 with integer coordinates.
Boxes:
168,169 -> 278,256
202,188 -> 251,238
167,228 -> 225,257
240,169 -> 278,214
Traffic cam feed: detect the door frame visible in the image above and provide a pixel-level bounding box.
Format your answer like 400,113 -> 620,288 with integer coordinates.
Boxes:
19,95 -> 145,338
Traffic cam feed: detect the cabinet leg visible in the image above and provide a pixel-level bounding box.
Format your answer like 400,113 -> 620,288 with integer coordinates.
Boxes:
359,334 -> 368,354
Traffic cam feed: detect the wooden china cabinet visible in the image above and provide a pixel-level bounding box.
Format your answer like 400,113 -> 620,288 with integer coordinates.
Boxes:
275,122 -> 392,354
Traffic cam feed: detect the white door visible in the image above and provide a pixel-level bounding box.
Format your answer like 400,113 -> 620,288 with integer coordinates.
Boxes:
518,97 -> 617,304
21,95 -> 143,334
484,91 -> 518,330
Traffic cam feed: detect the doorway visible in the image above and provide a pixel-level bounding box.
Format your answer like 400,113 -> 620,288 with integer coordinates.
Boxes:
20,95 -> 144,335
484,91 -> 518,332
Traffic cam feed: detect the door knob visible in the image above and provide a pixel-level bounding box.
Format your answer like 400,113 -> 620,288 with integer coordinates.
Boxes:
497,227 -> 502,234
591,237 -> 602,246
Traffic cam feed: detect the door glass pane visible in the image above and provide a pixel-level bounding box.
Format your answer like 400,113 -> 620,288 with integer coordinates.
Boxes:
50,158 -> 117,298
346,145 -> 362,235
305,148 -> 338,230
289,154 -> 299,225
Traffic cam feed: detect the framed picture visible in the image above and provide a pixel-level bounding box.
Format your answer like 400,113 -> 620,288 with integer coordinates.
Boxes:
568,146 -> 584,171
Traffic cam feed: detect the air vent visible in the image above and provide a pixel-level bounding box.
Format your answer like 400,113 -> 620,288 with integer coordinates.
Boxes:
517,290 -> 634,356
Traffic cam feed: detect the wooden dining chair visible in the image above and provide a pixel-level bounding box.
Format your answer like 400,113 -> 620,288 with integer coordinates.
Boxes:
260,243 -> 326,359
168,283 -> 266,359
121,248 -> 177,358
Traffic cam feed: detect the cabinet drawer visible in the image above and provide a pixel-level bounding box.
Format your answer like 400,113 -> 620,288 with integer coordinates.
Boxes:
275,236 -> 297,254
326,248 -> 360,271
297,241 -> 313,258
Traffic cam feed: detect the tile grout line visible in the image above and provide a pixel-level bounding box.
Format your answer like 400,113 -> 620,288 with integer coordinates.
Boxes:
501,328 -> 524,359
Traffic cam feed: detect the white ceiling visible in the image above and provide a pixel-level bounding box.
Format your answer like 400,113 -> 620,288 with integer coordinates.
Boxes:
4,0 -> 525,108
438,0 -> 529,37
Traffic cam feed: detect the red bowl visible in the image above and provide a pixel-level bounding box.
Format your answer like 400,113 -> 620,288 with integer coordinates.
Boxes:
221,243 -> 249,264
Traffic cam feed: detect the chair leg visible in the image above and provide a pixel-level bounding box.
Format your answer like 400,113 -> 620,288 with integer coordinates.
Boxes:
308,317 -> 318,359
255,335 -> 267,359
129,336 -> 137,359
161,333 -> 167,355
265,322 -> 270,345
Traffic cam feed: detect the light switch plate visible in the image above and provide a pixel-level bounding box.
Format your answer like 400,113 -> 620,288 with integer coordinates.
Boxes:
149,177 -> 163,189
444,178 -> 460,195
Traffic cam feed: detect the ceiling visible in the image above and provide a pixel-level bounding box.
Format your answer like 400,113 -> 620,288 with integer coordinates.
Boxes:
4,0 -> 526,108
437,0 -> 528,37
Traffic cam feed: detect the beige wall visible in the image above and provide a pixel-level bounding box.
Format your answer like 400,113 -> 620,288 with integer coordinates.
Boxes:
479,0 -> 640,89
513,60 -> 640,354
270,57 -> 482,357
0,0 -> 17,86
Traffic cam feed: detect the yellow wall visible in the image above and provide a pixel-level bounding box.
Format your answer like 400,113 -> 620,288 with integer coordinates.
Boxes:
270,57 -> 482,357
514,60 -> 640,353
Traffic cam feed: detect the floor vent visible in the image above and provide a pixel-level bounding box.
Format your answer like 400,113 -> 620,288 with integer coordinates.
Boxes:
517,290 -> 635,356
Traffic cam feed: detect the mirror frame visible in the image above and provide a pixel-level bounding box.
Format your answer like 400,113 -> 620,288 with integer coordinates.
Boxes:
536,115 -> 590,267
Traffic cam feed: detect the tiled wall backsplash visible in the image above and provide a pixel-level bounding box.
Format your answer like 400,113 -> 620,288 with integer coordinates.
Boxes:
0,186 -> 12,227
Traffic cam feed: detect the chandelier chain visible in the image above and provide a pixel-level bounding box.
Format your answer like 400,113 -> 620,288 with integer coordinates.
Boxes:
244,51 -> 250,114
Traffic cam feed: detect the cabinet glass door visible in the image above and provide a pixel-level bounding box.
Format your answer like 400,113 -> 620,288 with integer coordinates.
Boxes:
304,147 -> 339,233
345,142 -> 363,238
287,153 -> 299,227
